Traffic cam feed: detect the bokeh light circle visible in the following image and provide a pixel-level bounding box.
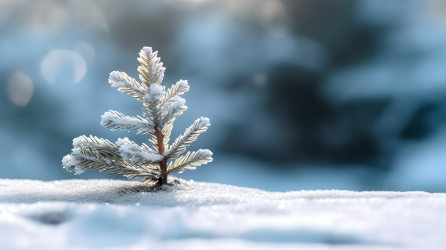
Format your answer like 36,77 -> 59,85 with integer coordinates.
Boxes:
8,72 -> 33,107
41,50 -> 87,84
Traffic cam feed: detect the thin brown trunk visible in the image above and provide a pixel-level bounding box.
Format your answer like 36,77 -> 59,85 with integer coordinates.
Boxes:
155,128 -> 167,185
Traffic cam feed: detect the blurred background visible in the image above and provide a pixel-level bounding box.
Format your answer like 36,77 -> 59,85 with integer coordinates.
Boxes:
1,0 -> 446,192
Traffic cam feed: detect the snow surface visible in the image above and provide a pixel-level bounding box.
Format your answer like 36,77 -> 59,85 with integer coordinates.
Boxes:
0,178 -> 445,250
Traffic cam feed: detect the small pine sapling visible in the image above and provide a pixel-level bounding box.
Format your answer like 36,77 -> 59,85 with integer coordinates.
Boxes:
62,47 -> 212,185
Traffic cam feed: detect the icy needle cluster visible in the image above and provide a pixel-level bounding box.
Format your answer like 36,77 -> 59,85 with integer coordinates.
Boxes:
62,47 -> 212,185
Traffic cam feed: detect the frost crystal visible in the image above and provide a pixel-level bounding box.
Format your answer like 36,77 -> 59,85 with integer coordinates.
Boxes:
62,47 -> 213,185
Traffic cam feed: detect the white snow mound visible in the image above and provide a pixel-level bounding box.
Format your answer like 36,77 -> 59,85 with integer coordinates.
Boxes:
0,178 -> 445,250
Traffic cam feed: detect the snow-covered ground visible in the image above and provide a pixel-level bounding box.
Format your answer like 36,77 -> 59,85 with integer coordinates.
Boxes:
0,178 -> 445,250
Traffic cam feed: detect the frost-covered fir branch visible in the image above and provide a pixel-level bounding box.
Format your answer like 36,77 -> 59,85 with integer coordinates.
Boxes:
162,80 -> 189,105
63,136 -> 160,180
167,149 -> 213,174
109,71 -> 148,102
101,110 -> 154,134
63,46 -> 213,185
164,117 -> 210,159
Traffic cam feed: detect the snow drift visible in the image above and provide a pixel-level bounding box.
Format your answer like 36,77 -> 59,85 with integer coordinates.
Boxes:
0,178 -> 445,249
